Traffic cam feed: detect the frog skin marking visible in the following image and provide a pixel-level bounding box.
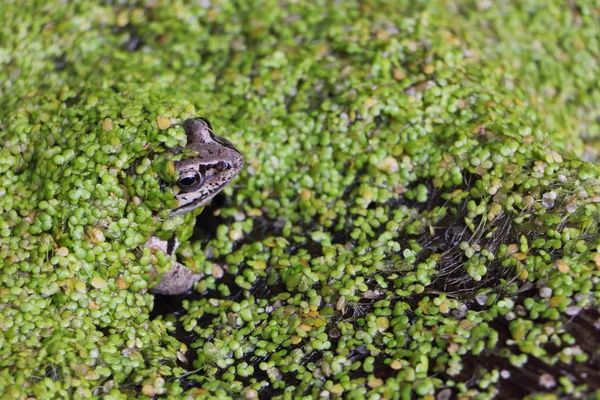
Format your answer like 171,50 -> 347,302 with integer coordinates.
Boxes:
148,117 -> 244,295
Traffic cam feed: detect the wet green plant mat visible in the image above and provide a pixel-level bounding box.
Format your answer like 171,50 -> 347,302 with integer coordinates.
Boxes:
0,1 -> 599,399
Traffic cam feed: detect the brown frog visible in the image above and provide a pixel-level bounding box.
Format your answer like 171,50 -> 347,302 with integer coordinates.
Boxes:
146,118 -> 244,295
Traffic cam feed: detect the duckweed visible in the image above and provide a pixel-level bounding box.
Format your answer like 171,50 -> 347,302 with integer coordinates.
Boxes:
2,0 -> 600,399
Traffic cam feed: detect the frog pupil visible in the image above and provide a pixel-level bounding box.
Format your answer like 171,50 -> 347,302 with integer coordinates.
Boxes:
179,176 -> 197,187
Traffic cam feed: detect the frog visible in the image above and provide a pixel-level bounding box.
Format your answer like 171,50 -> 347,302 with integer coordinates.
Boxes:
145,117 -> 244,295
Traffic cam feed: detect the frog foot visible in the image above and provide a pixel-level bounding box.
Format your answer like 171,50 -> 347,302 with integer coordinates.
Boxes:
151,262 -> 203,295
145,236 -> 203,295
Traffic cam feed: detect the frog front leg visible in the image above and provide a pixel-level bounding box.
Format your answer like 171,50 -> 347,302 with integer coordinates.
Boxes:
145,236 -> 203,295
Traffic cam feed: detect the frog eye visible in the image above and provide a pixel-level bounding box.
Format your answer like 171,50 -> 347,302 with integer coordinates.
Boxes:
177,170 -> 203,190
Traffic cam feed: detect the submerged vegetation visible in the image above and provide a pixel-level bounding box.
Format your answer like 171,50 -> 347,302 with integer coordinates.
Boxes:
0,1 -> 599,398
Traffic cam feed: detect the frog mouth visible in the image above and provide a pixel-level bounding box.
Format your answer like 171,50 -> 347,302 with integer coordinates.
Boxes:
168,172 -> 238,215
163,145 -> 244,215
